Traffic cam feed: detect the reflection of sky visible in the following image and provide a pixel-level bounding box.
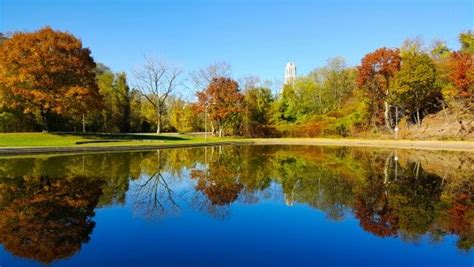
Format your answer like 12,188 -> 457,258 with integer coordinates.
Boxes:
2,182 -> 470,266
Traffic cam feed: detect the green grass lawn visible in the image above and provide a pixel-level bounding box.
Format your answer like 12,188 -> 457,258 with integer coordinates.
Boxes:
0,132 -> 232,147
0,133 -> 471,153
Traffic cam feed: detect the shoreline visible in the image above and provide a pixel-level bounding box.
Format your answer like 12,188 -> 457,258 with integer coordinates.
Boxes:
250,138 -> 474,152
0,141 -> 248,156
0,138 -> 473,156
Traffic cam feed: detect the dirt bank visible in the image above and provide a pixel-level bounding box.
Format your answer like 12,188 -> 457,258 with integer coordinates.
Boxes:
251,138 -> 474,152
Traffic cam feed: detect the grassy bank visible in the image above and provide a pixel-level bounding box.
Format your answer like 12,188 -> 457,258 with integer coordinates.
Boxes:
0,133 -> 473,154
0,132 -> 228,147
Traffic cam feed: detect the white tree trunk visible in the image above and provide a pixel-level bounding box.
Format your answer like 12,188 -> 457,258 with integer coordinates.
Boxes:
384,101 -> 392,131
416,109 -> 421,127
156,111 -> 161,134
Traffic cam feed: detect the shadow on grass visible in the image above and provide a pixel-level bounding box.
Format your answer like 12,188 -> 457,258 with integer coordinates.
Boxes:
53,132 -> 190,142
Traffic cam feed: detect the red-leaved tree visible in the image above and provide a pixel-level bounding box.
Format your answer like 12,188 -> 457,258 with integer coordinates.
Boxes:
357,48 -> 401,129
448,51 -> 473,99
196,77 -> 243,137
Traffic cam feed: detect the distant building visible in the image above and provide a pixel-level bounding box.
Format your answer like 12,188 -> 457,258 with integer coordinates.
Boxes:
284,62 -> 296,85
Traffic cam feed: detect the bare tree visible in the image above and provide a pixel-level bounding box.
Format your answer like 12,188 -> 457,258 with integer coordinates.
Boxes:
190,61 -> 232,91
134,56 -> 182,133
238,75 -> 261,91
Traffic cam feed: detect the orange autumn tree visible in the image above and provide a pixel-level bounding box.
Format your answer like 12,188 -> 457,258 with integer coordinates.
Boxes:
357,48 -> 401,129
447,51 -> 473,100
0,27 -> 102,131
196,77 -> 243,137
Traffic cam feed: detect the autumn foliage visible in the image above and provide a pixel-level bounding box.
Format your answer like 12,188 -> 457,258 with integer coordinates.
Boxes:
448,52 -> 473,98
191,167 -> 243,205
0,27 -> 102,129
0,27 -> 471,137
357,48 -> 401,126
196,77 -> 243,136
0,176 -> 104,264
354,177 -> 399,237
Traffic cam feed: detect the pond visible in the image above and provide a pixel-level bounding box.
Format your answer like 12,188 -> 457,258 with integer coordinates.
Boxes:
0,145 -> 472,267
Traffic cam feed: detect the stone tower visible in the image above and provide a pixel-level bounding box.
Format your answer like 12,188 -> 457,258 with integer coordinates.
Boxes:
284,62 -> 296,85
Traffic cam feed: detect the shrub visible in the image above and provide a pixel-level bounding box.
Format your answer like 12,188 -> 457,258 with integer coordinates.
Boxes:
336,123 -> 349,137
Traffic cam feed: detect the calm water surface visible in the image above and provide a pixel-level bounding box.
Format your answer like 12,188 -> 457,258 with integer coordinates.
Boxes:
0,145 -> 472,267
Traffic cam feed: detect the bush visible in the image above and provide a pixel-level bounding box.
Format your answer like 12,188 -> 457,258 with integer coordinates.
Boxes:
336,123 -> 349,137
0,111 -> 39,132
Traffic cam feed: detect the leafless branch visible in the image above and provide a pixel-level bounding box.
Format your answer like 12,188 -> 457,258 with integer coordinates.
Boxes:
134,56 -> 183,133
190,61 -> 232,92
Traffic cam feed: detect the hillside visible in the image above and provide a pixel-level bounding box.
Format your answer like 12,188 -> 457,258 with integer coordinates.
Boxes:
397,109 -> 474,140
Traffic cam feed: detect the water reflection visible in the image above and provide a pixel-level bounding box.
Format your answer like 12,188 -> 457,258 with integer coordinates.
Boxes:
0,145 -> 472,264
0,176 -> 103,264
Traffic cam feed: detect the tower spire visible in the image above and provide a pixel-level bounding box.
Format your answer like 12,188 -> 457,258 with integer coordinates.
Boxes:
284,62 -> 296,86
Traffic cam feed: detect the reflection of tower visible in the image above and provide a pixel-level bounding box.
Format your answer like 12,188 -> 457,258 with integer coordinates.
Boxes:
284,192 -> 294,206
284,62 -> 296,85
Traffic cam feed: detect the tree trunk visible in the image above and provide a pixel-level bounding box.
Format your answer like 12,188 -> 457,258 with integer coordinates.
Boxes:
384,101 -> 392,131
416,108 -> 421,127
156,111 -> 161,134
218,127 -> 223,137
441,101 -> 448,122
40,111 -> 49,132
103,111 -> 108,132
384,154 -> 391,185
82,113 -> 86,133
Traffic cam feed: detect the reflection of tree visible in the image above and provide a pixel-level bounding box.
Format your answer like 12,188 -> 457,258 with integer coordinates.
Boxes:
442,179 -> 474,251
191,166 -> 243,206
188,147 -> 245,219
0,176 -> 104,264
354,172 -> 399,237
447,192 -> 472,246
133,171 -> 180,219
352,155 -> 468,250
0,145 -> 471,255
273,153 -> 354,221
389,161 -> 444,241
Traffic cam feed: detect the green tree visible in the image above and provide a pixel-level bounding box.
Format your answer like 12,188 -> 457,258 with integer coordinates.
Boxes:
168,97 -> 200,133
276,77 -> 321,122
94,66 -> 132,132
430,40 -> 451,60
242,86 -> 275,137
129,89 -> 151,132
317,57 -> 357,108
115,73 -> 132,132
390,51 -> 441,126
459,31 -> 474,55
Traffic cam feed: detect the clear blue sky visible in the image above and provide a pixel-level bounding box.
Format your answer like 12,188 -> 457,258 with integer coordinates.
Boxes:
1,0 -> 473,93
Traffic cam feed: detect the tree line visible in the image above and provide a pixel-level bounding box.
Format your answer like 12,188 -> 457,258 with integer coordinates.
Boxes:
0,27 -> 472,136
